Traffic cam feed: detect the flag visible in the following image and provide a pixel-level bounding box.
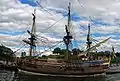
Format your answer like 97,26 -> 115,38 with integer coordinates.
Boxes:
112,46 -> 117,59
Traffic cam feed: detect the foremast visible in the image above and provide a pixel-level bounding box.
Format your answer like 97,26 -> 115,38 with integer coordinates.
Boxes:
23,9 -> 36,57
63,3 -> 72,61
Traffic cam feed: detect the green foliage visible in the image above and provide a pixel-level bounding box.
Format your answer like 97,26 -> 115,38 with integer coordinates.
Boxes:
41,55 -> 48,59
52,47 -> 61,54
72,48 -> 83,55
116,52 -> 120,57
0,45 -> 15,62
53,48 -> 84,55
51,47 -> 120,61
111,57 -> 120,63
60,49 -> 67,55
111,52 -> 120,63
52,48 -> 67,56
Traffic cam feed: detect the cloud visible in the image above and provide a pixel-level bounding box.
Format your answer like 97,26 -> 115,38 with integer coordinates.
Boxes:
1,0 -> 120,57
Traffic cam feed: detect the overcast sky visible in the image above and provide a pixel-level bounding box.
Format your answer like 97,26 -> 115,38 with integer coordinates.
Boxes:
1,0 -> 120,56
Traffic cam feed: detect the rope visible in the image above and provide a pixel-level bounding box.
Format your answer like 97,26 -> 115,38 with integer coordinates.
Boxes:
13,44 -> 26,54
35,41 -> 63,57
41,16 -> 66,33
35,1 -> 53,16
77,0 -> 84,8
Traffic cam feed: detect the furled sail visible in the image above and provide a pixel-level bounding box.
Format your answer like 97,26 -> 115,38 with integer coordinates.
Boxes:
78,37 -> 111,56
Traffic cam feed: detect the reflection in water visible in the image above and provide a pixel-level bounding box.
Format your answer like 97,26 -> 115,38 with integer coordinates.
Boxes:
0,70 -> 15,81
0,70 -> 118,81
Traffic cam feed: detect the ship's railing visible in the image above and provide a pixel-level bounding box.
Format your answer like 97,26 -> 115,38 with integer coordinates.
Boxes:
69,60 -> 107,64
68,60 -> 109,67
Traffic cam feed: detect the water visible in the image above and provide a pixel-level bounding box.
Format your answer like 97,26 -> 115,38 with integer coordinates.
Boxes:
0,70 -> 119,81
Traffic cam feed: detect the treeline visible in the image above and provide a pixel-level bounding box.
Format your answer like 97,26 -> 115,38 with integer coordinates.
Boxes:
52,47 -> 120,61
0,45 -> 15,62
52,47 -> 120,57
53,47 -> 83,55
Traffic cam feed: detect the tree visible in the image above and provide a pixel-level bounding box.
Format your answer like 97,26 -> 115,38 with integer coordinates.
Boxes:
60,49 -> 67,55
52,47 -> 61,54
0,45 -> 15,62
116,52 -> 120,57
104,51 -> 111,58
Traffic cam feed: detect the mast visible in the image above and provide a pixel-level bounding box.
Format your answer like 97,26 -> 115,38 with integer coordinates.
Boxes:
23,9 -> 36,57
63,3 -> 72,61
86,24 -> 92,49
29,9 -> 36,57
31,9 -> 36,35
86,24 -> 92,57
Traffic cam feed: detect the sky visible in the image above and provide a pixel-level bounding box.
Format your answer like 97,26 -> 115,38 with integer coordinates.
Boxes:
1,0 -> 120,56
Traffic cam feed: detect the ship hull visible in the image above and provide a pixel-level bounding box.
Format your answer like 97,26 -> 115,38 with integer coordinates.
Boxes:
18,69 -> 106,78
18,64 -> 104,75
17,59 -> 109,76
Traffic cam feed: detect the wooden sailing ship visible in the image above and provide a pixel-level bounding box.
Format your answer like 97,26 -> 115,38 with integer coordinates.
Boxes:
17,3 -> 110,77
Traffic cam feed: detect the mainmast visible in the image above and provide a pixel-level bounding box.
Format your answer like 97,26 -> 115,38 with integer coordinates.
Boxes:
29,9 -> 36,56
31,9 -> 36,35
63,3 -> 72,61
23,9 -> 36,57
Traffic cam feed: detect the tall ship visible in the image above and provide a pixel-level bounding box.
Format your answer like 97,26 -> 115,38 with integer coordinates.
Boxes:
17,3 -> 110,77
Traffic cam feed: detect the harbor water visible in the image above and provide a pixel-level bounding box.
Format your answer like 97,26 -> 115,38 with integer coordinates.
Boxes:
0,70 -> 120,81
